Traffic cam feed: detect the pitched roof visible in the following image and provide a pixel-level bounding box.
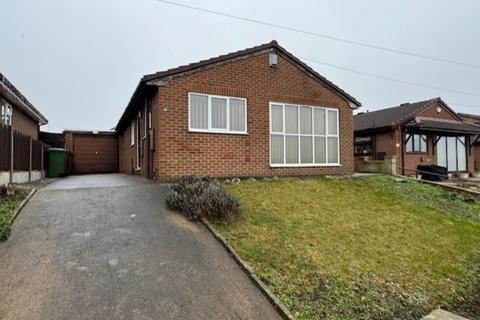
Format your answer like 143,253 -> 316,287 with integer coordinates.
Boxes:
404,118 -> 480,134
459,112 -> 480,122
141,41 -> 360,107
115,40 -> 361,131
0,72 -> 48,125
354,98 -> 445,132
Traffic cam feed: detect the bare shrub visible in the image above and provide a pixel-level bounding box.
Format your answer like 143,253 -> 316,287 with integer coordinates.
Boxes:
166,176 -> 240,222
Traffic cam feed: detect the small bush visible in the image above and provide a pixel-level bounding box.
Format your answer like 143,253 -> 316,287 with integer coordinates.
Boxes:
0,217 -> 11,241
166,176 -> 240,222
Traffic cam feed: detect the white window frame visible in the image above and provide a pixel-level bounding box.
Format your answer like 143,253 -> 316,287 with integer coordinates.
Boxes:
188,92 -> 247,134
1,103 -> 13,126
269,102 -> 340,167
130,120 -> 135,146
405,133 -> 427,153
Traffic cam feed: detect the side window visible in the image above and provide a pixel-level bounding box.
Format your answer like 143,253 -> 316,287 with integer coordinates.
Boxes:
1,104 -> 12,125
405,134 -> 427,153
354,136 -> 373,155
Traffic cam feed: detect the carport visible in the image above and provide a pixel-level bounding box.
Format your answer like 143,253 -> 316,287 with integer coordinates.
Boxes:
64,130 -> 118,174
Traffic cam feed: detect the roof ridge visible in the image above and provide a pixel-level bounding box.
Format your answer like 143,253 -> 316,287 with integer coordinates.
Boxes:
396,98 -> 438,124
356,97 -> 439,117
142,40 -> 277,81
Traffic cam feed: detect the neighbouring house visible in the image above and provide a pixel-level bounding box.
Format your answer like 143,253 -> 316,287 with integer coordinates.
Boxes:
0,72 -> 49,184
354,98 -> 480,176
115,41 -> 361,181
1,72 -> 48,139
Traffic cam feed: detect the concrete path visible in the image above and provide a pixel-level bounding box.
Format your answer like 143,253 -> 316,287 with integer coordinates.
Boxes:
0,174 -> 282,320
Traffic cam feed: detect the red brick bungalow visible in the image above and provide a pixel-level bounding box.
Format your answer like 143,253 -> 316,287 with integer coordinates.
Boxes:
115,41 -> 361,181
354,98 -> 480,176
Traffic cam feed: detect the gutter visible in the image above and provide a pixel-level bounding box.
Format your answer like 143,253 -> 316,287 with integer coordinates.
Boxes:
0,79 -> 48,125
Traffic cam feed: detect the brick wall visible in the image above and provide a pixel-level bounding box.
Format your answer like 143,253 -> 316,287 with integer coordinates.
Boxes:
375,131 -> 399,158
118,100 -> 153,177
1,95 -> 39,139
119,50 -> 356,181
474,144 -> 480,172
402,132 -> 435,175
418,103 -> 457,120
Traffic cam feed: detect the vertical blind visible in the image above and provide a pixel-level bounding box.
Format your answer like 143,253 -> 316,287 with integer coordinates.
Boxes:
189,93 -> 247,133
270,103 -> 340,166
190,94 -> 208,130
437,136 -> 467,172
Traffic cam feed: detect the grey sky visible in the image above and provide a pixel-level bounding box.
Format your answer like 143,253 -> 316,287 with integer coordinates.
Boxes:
1,0 -> 479,132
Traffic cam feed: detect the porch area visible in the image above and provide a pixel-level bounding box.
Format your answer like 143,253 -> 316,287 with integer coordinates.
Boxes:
402,117 -> 480,176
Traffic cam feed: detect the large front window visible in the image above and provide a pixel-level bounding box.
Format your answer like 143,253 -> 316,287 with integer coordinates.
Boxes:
270,103 -> 339,166
189,93 -> 247,134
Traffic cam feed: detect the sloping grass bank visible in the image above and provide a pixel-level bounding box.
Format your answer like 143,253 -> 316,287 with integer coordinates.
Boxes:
211,176 -> 480,320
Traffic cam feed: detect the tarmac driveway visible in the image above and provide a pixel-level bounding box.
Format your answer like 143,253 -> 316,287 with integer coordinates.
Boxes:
0,174 -> 281,320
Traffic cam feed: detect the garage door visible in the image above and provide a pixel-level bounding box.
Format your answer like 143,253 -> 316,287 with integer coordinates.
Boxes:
73,134 -> 118,174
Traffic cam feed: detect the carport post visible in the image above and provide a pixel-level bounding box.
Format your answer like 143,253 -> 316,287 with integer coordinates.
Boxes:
28,136 -> 32,182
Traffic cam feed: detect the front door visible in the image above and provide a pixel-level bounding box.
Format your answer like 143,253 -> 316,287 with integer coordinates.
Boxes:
436,136 -> 467,172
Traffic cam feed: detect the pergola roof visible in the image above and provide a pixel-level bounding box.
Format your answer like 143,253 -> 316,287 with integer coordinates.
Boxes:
404,118 -> 480,135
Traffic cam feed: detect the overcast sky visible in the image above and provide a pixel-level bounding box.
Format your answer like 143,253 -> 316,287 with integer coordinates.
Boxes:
1,0 -> 479,132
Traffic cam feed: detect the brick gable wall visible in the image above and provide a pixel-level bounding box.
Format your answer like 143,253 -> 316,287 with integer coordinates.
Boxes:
1,95 -> 39,139
119,50 -> 355,181
418,102 -> 458,120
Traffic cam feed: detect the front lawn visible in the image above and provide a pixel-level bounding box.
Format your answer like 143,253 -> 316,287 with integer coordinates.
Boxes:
211,176 -> 480,320
0,191 -> 27,240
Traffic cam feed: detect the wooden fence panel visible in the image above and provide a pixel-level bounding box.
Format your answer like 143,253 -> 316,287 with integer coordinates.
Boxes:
0,122 -> 48,181
0,123 -> 10,170
13,131 -> 30,170
32,140 -> 43,170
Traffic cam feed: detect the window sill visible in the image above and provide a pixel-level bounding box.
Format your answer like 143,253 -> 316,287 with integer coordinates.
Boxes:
270,163 -> 341,168
188,129 -> 248,136
406,152 -> 428,155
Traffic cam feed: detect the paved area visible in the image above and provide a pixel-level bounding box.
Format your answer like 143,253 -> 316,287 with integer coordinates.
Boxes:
0,174 -> 282,320
44,173 -> 152,190
422,309 -> 470,320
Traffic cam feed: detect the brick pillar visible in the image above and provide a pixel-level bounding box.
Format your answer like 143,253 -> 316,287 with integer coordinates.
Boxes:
383,155 -> 397,175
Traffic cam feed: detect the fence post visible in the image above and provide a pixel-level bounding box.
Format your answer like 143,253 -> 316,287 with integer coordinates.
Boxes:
9,126 -> 13,184
29,136 -> 32,182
